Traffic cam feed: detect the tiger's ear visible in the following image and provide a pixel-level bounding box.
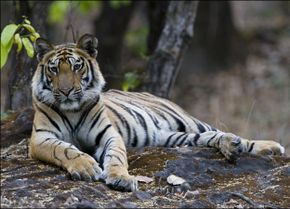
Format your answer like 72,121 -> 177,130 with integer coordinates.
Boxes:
76,34 -> 98,58
34,38 -> 54,61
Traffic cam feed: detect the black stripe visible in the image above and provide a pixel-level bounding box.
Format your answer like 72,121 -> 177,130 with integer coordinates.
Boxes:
164,133 -> 177,147
216,136 -> 222,148
35,128 -> 59,138
50,104 -> 73,131
196,122 -> 206,133
53,141 -> 63,163
40,65 -> 51,91
159,103 -> 188,132
110,103 -> 146,147
131,129 -> 138,147
82,62 -> 90,82
130,108 -> 149,146
99,137 -> 115,169
64,147 -> 80,160
114,122 -> 122,136
113,102 -> 139,123
39,138 -> 56,145
177,134 -> 188,147
147,112 -> 161,129
36,107 -> 61,132
105,154 -> 124,165
211,127 -> 217,132
107,147 -> 127,162
89,108 -> 104,133
207,134 -> 217,147
248,142 -> 255,152
152,105 -> 186,132
95,125 -> 112,147
85,60 -> 95,90
106,105 -> 131,142
171,133 -> 187,147
74,101 -> 97,131
151,107 -> 173,130
193,133 -> 200,146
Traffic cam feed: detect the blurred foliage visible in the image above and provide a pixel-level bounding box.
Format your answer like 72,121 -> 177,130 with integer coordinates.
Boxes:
48,1 -> 70,23
109,0 -> 131,9
1,17 -> 40,69
122,71 -> 141,92
78,1 -> 101,14
125,25 -> 149,58
48,0 -> 131,24
0,112 -> 9,121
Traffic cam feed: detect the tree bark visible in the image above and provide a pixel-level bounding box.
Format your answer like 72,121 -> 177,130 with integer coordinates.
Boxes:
142,1 -> 199,98
190,1 -> 246,71
94,1 -> 136,90
146,1 -> 169,55
5,0 -> 51,111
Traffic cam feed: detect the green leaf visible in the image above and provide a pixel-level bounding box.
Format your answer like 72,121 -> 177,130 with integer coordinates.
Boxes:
1,43 -> 8,69
122,72 -> 140,91
48,1 -> 69,23
22,24 -> 36,33
29,32 -> 40,42
14,33 -> 23,52
1,24 -> 18,46
1,38 -> 14,69
24,18 -> 31,25
0,42 -> 12,69
22,37 -> 34,58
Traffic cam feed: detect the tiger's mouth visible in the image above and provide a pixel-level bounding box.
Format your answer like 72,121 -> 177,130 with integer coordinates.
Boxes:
59,99 -> 81,111
53,94 -> 83,111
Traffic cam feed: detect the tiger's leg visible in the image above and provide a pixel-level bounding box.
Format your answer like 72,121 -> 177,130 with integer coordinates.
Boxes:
158,131 -> 285,161
94,133 -> 138,192
29,130 -> 102,181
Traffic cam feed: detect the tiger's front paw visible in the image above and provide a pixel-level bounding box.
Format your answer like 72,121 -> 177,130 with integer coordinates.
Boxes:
105,168 -> 138,192
250,140 -> 285,156
66,153 -> 102,182
106,173 -> 138,192
219,133 -> 243,162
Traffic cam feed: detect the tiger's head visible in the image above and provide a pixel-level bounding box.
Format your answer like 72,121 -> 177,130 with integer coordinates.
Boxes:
32,34 -> 105,111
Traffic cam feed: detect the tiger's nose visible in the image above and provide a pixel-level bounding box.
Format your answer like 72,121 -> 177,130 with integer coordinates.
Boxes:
59,87 -> 73,96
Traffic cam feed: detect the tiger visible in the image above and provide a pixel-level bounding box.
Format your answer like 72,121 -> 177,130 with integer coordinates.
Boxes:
30,34 -> 285,192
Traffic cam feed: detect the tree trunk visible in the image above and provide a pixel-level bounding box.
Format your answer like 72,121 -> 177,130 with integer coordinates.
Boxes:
190,1 -> 246,71
142,1 -> 199,98
94,1 -> 136,90
146,1 -> 169,55
5,0 -> 51,111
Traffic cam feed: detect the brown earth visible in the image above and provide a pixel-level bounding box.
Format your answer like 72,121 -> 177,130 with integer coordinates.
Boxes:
1,138 -> 289,208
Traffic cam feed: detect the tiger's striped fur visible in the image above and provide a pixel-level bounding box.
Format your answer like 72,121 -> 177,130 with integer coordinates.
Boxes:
30,34 -> 285,192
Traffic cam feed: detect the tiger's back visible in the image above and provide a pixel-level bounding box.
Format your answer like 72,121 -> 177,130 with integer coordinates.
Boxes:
104,89 -> 215,147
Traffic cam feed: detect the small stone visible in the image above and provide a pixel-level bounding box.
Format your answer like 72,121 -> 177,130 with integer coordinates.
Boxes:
135,175 -> 154,183
73,200 -> 97,209
167,174 -> 186,185
133,191 -> 152,200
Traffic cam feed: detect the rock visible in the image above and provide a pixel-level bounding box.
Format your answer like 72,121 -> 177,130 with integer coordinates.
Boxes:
135,175 -> 154,184
133,191 -> 152,200
167,174 -> 186,185
0,107 -> 34,148
1,139 -> 290,208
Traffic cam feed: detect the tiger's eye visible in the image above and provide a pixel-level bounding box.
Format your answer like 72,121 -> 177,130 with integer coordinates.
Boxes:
50,66 -> 58,73
73,64 -> 82,71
